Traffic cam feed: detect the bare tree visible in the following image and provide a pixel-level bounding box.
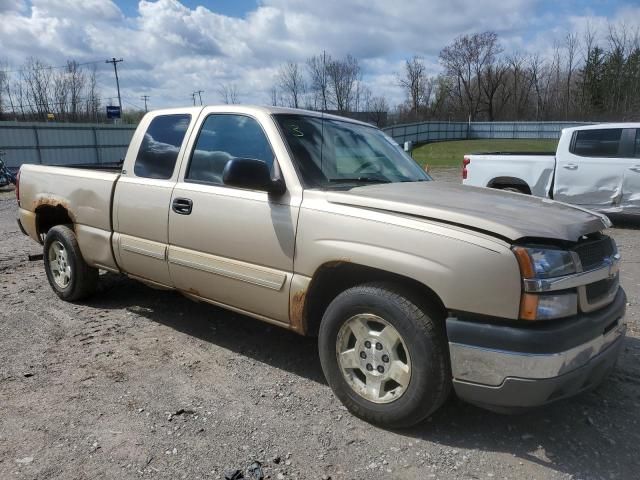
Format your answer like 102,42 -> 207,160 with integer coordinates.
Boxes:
269,86 -> 278,106
52,69 -> 69,118
398,56 -> 427,119
439,31 -> 502,120
23,57 -> 53,119
85,64 -> 100,121
307,52 -> 331,110
564,33 -> 578,119
326,54 -> 360,112
0,68 -> 6,118
66,61 -> 85,120
218,83 -> 240,104
480,59 -> 510,121
368,96 -> 389,126
278,62 -> 305,108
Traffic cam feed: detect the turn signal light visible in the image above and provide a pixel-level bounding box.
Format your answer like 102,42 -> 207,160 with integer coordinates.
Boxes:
519,294 -> 539,321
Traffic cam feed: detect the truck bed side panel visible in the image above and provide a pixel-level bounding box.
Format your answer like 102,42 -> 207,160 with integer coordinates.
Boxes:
464,154 -> 555,197
19,164 -> 120,270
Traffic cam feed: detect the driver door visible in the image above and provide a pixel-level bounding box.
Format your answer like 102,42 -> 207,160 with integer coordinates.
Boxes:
167,113 -> 300,323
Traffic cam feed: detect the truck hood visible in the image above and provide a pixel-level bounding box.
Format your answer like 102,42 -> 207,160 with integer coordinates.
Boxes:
325,182 -> 609,242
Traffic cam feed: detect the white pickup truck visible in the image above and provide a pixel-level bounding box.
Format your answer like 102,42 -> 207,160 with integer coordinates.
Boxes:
462,124 -> 640,217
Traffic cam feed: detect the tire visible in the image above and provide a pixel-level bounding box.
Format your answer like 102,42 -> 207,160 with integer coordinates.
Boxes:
318,282 -> 451,428
43,225 -> 98,301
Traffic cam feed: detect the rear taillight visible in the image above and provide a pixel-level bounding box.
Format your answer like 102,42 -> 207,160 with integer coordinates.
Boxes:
15,168 -> 21,204
462,156 -> 470,180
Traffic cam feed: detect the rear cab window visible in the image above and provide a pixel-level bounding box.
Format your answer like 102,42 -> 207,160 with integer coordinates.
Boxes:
134,114 -> 191,179
571,128 -> 623,158
635,130 -> 640,158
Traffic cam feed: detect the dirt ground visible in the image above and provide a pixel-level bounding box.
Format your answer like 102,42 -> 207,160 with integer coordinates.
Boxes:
1,170 -> 639,480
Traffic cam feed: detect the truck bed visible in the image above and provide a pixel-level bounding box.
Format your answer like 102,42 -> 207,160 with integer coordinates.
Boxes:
17,164 -> 121,271
462,152 -> 556,198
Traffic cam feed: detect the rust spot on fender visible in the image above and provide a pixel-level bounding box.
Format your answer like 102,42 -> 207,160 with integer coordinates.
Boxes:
289,289 -> 307,335
33,196 -> 76,222
187,287 -> 201,297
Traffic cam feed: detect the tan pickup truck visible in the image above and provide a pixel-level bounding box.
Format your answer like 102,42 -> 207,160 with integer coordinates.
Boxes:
16,106 -> 626,428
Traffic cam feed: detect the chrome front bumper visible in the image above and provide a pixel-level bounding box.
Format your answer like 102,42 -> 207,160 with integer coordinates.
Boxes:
447,288 -> 626,411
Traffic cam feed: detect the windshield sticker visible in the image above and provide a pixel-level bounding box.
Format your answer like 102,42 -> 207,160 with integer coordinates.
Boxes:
287,124 -> 304,137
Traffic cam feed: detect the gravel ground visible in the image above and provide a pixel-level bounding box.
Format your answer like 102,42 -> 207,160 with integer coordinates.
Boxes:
1,171 -> 639,480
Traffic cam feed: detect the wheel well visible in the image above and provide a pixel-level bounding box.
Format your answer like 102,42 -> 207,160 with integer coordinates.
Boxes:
487,177 -> 531,194
36,205 -> 73,238
302,262 -> 446,337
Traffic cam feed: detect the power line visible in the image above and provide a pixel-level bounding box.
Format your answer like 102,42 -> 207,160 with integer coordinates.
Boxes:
1,60 -> 104,75
121,97 -> 144,110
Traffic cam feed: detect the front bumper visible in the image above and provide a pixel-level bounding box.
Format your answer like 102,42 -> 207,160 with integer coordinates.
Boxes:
447,288 -> 626,412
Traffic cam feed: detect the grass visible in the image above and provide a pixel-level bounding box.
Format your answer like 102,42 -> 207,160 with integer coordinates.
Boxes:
411,139 -> 559,168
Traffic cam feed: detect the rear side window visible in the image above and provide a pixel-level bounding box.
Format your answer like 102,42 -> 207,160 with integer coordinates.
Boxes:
134,114 -> 191,179
571,128 -> 623,158
635,130 -> 640,158
186,114 -> 274,185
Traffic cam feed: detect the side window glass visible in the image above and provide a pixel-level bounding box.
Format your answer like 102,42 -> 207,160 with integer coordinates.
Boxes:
635,130 -> 640,158
187,115 -> 274,185
134,114 -> 191,179
571,128 -> 623,158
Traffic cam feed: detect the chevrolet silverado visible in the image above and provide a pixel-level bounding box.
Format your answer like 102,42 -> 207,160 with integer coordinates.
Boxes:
16,106 -> 626,427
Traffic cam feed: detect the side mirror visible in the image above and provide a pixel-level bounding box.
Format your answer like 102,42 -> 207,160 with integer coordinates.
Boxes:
222,158 -> 285,195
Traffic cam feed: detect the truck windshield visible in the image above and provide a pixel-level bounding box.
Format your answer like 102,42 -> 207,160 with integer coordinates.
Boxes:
274,114 -> 430,188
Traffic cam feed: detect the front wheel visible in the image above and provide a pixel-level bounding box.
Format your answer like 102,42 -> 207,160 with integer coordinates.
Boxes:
43,225 -> 98,301
318,283 -> 451,428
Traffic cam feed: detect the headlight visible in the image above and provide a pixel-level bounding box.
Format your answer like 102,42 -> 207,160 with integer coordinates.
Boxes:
513,246 -> 576,278
513,246 -> 578,320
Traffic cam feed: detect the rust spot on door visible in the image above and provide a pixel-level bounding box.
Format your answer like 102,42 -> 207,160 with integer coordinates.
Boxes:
289,289 -> 307,335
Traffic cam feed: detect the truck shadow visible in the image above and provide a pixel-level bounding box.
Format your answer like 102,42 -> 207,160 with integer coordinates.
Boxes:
609,214 -> 640,230
87,273 -> 640,479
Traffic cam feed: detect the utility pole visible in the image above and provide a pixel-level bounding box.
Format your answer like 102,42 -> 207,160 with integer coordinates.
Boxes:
105,57 -> 124,115
191,92 -> 196,106
141,95 -> 149,112
194,90 -> 204,105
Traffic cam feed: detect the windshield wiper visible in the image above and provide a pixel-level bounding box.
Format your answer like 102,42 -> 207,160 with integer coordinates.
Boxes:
327,177 -> 391,184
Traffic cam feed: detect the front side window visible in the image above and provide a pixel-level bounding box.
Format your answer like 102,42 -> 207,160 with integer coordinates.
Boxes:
571,128 -> 623,158
274,114 -> 430,189
186,114 -> 274,185
134,114 -> 191,179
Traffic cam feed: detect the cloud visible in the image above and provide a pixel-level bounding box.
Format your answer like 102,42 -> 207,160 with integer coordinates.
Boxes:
0,0 -> 638,109
0,0 -> 26,13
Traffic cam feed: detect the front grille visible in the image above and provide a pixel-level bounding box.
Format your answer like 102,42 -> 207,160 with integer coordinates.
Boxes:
586,274 -> 619,303
574,236 -> 615,270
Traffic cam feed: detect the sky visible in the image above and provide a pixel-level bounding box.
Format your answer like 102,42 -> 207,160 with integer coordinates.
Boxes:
0,0 -> 639,111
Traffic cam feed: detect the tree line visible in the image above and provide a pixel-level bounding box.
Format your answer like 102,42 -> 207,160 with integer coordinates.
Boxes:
0,58 -> 102,122
2,20 -> 638,125
268,22 -> 640,125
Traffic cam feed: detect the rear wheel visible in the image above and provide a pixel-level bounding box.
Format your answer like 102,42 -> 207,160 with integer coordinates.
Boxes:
43,225 -> 98,301
318,283 -> 450,428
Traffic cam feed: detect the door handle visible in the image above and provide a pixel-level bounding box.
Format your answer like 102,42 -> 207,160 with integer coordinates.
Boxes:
563,163 -> 578,170
172,197 -> 193,215
630,166 -> 640,173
